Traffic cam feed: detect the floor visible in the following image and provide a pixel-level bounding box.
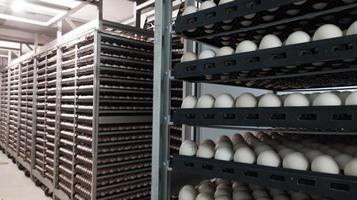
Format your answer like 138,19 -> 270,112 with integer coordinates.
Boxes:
0,151 -> 51,200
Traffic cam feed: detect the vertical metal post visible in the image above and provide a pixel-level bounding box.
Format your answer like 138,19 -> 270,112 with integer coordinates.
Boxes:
71,42 -> 78,200
31,57 -> 37,176
16,63 -> 22,158
6,65 -> 10,153
152,0 -> 172,199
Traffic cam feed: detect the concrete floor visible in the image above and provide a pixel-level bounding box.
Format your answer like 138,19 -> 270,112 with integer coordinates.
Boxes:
0,151 -> 51,200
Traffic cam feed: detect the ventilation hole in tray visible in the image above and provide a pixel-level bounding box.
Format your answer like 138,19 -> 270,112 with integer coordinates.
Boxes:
203,114 -> 215,119
223,114 -> 235,119
185,113 -> 195,119
222,167 -> 234,174
272,53 -> 287,60
187,17 -> 197,24
225,6 -> 237,14
202,164 -> 213,171
299,114 -> 317,121
224,60 -> 236,66
246,113 -> 259,120
246,0 -> 261,8
204,63 -> 215,69
205,12 -> 216,20
333,43 -> 353,52
300,48 -> 318,56
298,178 -> 315,187
244,170 -> 258,178
270,175 -> 285,182
249,56 -> 260,63
330,183 -> 350,192
270,113 -> 286,120
183,162 -> 194,167
332,113 -> 352,121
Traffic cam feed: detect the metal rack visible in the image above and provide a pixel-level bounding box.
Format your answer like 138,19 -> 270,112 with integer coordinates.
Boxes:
152,0 -> 357,200
0,67 -> 8,151
0,18 -> 153,200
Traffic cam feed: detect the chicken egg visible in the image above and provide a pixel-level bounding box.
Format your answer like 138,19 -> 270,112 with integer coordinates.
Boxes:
182,6 -> 198,32
294,0 -> 307,5
306,150 -> 324,161
258,93 -> 282,107
285,31 -> 311,45
231,134 -> 244,145
199,1 -> 217,29
235,40 -> 257,53
197,143 -> 215,159
284,93 -> 310,107
215,146 -> 234,161
312,92 -> 342,106
259,34 -> 282,50
181,52 -> 197,62
252,190 -> 269,198
215,189 -> 231,198
254,144 -> 273,154
196,193 -> 214,200
269,188 -> 286,196
346,21 -> 357,35
234,146 -> 256,164
313,24 -> 343,41
217,46 -> 235,56
214,93 -> 235,108
179,185 -> 197,200
335,153 -> 353,170
257,150 -> 281,167
199,49 -> 216,60
179,140 -> 198,156
197,94 -> 216,108
232,191 -> 253,200
235,92 -> 257,107
312,2 -> 328,10
215,196 -> 232,200
311,155 -> 340,174
181,96 -> 197,108
278,148 -> 295,158
339,91 -> 351,104
201,139 -> 216,148
345,91 -> 357,105
198,180 -> 215,194
283,152 -> 309,170
344,158 -> 357,176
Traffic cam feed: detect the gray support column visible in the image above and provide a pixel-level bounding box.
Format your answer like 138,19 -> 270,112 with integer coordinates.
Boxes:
151,0 -> 172,199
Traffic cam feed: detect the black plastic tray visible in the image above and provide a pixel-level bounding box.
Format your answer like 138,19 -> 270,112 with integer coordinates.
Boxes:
172,155 -> 357,200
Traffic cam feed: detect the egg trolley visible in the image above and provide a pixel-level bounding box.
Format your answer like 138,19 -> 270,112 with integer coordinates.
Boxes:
0,3 -> 154,200
152,0 -> 357,200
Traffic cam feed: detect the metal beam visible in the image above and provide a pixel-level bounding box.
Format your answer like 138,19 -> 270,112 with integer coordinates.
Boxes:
151,0 -> 172,199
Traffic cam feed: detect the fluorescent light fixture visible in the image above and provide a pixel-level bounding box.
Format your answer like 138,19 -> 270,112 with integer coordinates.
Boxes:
37,0 -> 81,8
11,0 -> 26,12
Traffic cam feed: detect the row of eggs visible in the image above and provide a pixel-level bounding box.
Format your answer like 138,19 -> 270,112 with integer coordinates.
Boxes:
181,91 -> 357,108
179,132 -> 357,176
181,21 -> 357,62
179,179 -> 329,200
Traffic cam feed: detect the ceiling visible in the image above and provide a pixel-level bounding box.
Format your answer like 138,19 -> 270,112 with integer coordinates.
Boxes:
0,0 -> 135,45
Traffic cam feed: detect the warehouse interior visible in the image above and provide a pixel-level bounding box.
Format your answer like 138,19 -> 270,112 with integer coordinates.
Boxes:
1,0 -> 357,200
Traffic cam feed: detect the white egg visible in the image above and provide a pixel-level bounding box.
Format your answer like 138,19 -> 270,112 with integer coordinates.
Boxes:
308,93 -> 320,102
306,150 -> 324,161
198,181 -> 215,195
215,146 -> 234,161
197,143 -> 215,159
254,144 -> 273,154
181,96 -> 198,108
312,2 -> 328,10
201,139 -> 216,148
215,178 -> 231,185
197,94 -> 216,108
181,52 -> 197,62
339,91 -> 351,104
232,191 -> 253,200
216,196 -> 232,200
235,92 -> 257,108
231,134 -> 244,145
311,155 -> 340,174
235,40 -> 257,53
290,192 -> 309,200
233,143 -> 249,151
199,1 -> 217,29
214,189 -> 231,198
344,158 -> 357,176
216,183 -> 232,191
234,146 -> 256,164
284,93 -> 310,107
273,195 -> 290,200
179,185 -> 197,200
269,188 -> 286,196
252,190 -> 269,198
196,193 -> 214,200
182,6 -> 197,16
312,92 -> 342,106
313,24 -> 343,41
278,148 -> 295,158
325,148 -> 340,157
259,34 -> 282,50
294,0 -> 307,5
258,93 -> 282,107
199,49 -> 216,60
283,152 -> 309,170
215,93 -> 235,108
345,91 -> 357,105
218,135 -> 232,144
346,21 -> 357,35
179,140 -> 198,156
285,31 -> 311,45
244,13 -> 256,19
257,150 -> 281,167
217,46 -> 235,56
216,141 -> 233,149
335,153 -> 353,170
218,0 -> 235,4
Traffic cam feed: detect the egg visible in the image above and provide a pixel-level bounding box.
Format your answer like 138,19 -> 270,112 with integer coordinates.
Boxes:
311,155 -> 340,174
217,46 -> 235,56
235,40 -> 257,53
285,31 -> 311,45
312,92 -> 342,106
201,139 -> 216,148
231,134 -> 244,145
283,152 -> 309,170
312,24 -> 343,41
306,150 -> 324,161
345,91 -> 357,105
234,146 -> 256,164
179,185 -> 197,200
181,96 -> 198,108
215,146 -> 234,161
179,140 -> 198,156
197,143 -> 215,159
254,144 -> 273,154
273,195 -> 290,200
215,196 -> 232,200
312,2 -> 328,9
182,6 -> 197,16
335,153 -> 353,170
259,34 -> 282,50
216,140 -> 233,149
346,21 -> 357,35
197,94 -> 216,108
214,189 -> 231,198
290,192 -> 309,200
258,93 -> 282,107
278,148 -> 294,158
181,52 -> 197,62
232,191 -> 253,200
294,0 -> 307,5
215,93 -> 235,108
344,158 -> 357,176
269,188 -> 286,196
284,93 -> 310,107
235,92 -> 257,107
215,178 -> 231,185
198,181 -> 215,195
199,1 -> 216,29
308,93 -> 320,102
339,91 -> 351,104
196,193 -> 214,200
198,50 -> 216,60
219,0 -> 235,4
257,150 -> 281,167
252,190 -> 269,198
244,13 -> 256,19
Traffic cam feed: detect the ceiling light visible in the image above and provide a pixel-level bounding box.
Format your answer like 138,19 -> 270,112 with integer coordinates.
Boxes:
11,0 -> 26,12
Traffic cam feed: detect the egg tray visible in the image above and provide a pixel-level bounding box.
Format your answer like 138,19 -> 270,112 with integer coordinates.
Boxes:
172,155 -> 357,200
100,31 -> 153,53
175,1 -> 357,47
173,106 -> 357,132
174,34 -> 357,90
